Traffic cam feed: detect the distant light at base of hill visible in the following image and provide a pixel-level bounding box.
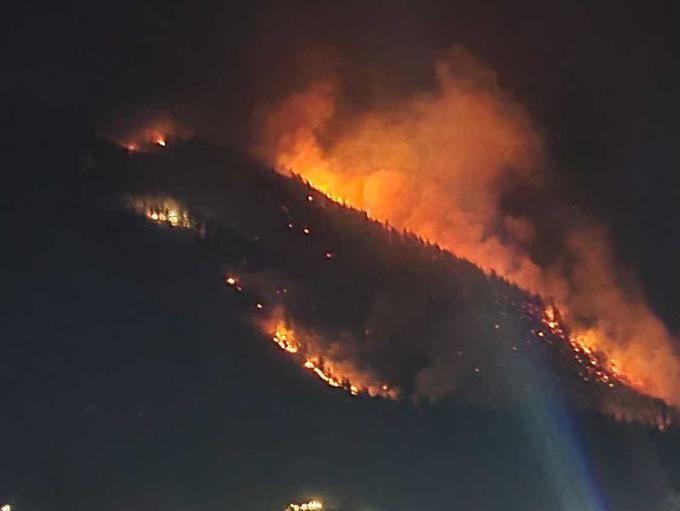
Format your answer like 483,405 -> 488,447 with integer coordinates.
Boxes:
286,500 -> 323,511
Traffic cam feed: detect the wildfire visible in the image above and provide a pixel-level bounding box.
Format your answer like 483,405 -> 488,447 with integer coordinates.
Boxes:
219,270 -> 395,399
126,138 -> 676,425
272,323 -> 299,353
286,500 -> 323,511
147,207 -> 188,227
111,117 -> 184,153
123,142 -> 139,153
258,49 -> 680,410
256,307 -> 397,399
530,304 -> 618,389
128,200 -> 381,398
118,131 -> 168,152
127,195 -> 203,234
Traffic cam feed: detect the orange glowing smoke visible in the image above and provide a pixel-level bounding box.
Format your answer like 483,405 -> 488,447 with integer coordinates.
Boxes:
257,306 -> 397,399
258,46 -> 680,407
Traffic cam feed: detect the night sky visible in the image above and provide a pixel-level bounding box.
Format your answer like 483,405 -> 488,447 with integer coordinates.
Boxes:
3,1 -> 680,510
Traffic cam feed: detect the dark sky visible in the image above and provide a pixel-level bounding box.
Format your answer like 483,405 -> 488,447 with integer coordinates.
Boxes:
2,1 -> 680,510
3,0 -> 680,315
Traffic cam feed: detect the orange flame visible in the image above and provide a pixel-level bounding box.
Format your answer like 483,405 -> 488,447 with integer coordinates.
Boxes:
109,116 -> 188,153
258,47 -> 680,408
532,304 -> 618,388
257,307 -> 397,399
153,134 -> 167,147
126,195 -> 203,234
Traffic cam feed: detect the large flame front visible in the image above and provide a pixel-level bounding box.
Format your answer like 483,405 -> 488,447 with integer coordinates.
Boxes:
258,47 -> 680,408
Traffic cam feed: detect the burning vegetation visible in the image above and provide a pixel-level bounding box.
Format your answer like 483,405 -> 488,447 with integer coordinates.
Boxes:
126,196 -> 203,233
119,130 -> 171,153
105,115 -> 191,153
226,269 -> 395,398
116,138 -> 676,429
258,306 -> 397,399
258,46 -> 680,410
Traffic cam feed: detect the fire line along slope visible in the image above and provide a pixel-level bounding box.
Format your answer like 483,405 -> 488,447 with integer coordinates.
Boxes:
88,138 -> 675,428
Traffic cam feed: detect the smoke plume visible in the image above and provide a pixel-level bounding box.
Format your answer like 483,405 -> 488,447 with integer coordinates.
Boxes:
256,46 -> 680,407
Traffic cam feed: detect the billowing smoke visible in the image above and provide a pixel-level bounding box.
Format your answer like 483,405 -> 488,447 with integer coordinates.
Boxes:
255,46 -> 680,408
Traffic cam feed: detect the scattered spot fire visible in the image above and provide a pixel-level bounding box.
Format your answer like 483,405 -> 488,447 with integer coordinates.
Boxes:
153,134 -> 167,147
118,130 -> 170,152
224,275 -> 244,292
106,115 -> 192,153
126,194 -> 398,400
223,268 -> 396,399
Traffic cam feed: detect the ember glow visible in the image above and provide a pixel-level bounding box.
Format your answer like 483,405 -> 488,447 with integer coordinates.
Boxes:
259,46 -> 680,408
